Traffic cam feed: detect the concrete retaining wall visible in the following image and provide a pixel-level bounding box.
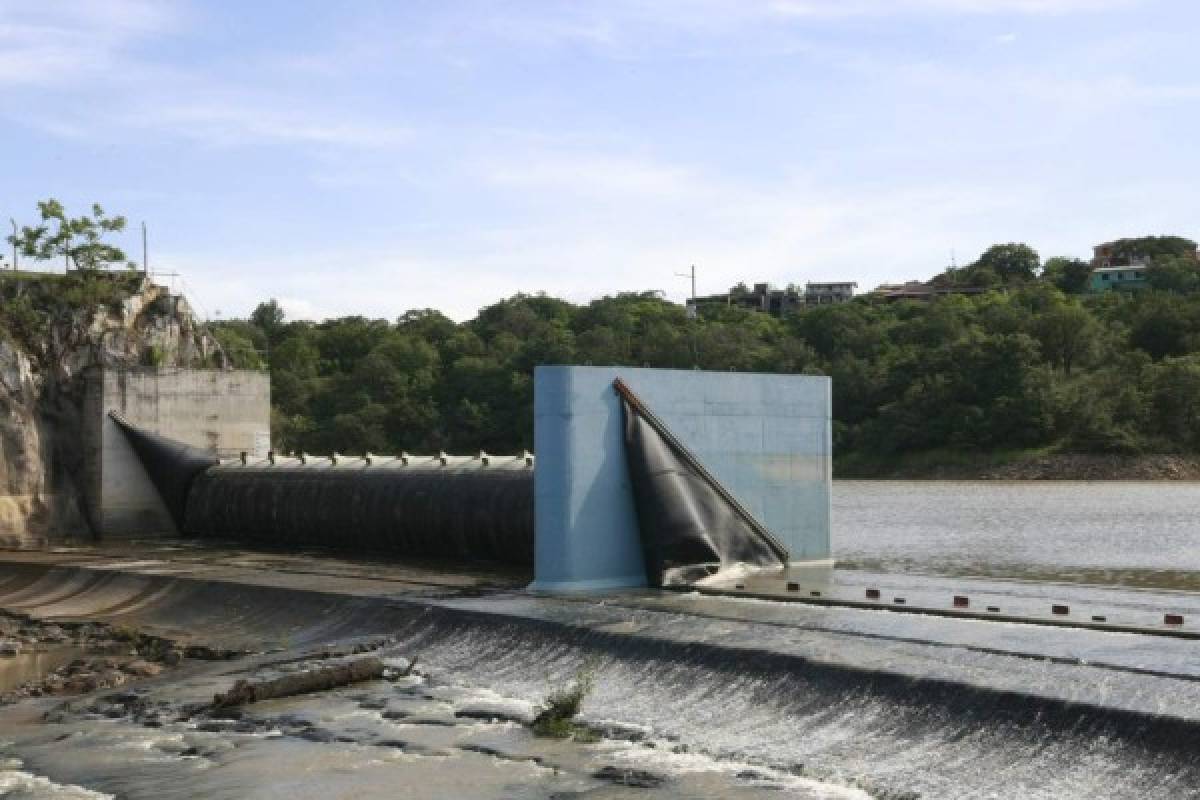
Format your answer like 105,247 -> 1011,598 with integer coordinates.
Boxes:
532,366 -> 831,591
82,367 -> 270,538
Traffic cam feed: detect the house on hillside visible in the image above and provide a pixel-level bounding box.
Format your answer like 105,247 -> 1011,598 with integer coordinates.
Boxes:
1092,242 -> 1152,269
691,279 -> 860,316
1087,266 -> 1148,293
1085,238 -> 1198,293
692,282 -> 804,316
804,282 -> 857,305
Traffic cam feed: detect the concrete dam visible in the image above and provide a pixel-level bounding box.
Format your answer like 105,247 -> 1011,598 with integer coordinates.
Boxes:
108,366 -> 823,587
3,364 -> 1199,798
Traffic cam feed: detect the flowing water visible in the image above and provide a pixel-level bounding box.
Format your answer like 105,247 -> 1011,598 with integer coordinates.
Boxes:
2,481 -> 1200,798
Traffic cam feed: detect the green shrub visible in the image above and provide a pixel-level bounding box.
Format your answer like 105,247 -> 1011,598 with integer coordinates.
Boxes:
531,663 -> 596,739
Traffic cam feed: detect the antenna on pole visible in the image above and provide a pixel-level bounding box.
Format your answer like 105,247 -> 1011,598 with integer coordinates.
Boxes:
142,221 -> 149,276
674,264 -> 696,301
950,248 -> 957,270
674,264 -> 697,319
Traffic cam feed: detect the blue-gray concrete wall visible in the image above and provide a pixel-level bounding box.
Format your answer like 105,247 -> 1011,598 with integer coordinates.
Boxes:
532,366 -> 831,591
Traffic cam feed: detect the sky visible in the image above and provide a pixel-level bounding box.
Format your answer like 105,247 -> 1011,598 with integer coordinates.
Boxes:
0,0 -> 1196,321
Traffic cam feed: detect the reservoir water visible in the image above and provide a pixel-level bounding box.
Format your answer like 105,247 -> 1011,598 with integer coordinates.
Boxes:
835,480 -> 1200,591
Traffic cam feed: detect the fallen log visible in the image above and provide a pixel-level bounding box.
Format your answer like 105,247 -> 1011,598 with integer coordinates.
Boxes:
211,656 -> 385,709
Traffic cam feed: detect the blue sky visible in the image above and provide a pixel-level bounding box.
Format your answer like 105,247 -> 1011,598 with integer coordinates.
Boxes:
0,0 -> 1195,320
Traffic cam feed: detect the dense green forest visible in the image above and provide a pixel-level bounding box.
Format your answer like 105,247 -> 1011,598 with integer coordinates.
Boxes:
203,237 -> 1200,467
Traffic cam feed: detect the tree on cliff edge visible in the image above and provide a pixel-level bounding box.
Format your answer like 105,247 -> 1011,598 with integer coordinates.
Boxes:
7,199 -> 135,271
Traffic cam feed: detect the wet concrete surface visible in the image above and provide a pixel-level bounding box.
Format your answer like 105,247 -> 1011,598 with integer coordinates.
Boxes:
0,542 -> 1199,798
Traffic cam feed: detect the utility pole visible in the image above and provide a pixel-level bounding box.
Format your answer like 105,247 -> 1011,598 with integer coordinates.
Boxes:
8,219 -> 16,272
675,264 -> 698,320
142,221 -> 149,276
674,264 -> 696,302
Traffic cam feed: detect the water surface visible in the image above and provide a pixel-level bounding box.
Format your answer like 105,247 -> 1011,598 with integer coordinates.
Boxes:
834,481 -> 1200,590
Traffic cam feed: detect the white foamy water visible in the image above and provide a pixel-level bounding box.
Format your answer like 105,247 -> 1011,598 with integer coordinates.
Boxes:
0,763 -> 114,799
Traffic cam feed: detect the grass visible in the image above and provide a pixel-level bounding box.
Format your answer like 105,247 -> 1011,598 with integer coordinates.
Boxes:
531,663 -> 597,739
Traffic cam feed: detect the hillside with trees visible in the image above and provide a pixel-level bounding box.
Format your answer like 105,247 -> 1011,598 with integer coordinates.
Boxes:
207,238 -> 1200,476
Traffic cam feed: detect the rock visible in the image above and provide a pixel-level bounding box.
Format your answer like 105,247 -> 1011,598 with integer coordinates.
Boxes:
458,744 -> 542,764
454,706 -> 531,725
0,640 -> 21,657
40,625 -> 69,643
98,670 -> 126,688
592,766 -> 667,789
583,721 -> 648,742
162,649 -> 183,666
123,660 -> 163,678
65,674 -> 100,693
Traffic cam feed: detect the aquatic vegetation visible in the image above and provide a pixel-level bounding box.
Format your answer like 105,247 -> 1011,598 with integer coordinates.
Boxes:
531,663 -> 596,739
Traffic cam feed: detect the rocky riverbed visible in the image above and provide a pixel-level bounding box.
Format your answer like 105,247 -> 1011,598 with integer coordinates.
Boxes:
0,620 -> 872,799
0,610 -> 229,704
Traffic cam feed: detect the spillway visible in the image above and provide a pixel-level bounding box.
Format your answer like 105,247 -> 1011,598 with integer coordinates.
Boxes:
182,456 -> 535,564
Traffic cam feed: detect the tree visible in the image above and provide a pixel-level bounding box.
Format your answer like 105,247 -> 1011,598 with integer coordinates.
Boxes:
1107,236 -> 1197,262
8,199 -> 135,271
1033,301 -> 1097,374
1129,295 -> 1195,360
1146,255 -> 1200,294
251,299 -> 286,341
973,243 -> 1040,284
1042,257 -> 1093,294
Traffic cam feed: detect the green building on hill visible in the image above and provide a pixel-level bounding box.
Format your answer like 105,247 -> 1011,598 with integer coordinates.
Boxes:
1088,265 -> 1149,293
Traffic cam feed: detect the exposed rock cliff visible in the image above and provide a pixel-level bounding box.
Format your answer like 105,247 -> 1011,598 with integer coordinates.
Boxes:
0,272 -> 223,546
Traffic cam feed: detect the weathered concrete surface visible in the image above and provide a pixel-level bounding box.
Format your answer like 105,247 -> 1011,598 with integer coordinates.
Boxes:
84,368 -> 270,538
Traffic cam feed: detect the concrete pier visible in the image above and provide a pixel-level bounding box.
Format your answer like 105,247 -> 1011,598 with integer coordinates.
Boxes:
81,367 -> 270,538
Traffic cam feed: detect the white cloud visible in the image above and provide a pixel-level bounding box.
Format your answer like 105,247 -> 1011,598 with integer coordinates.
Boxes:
0,0 -> 181,86
483,152 -> 697,199
148,103 -> 412,149
769,0 -> 1135,17
159,148 -> 1115,321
